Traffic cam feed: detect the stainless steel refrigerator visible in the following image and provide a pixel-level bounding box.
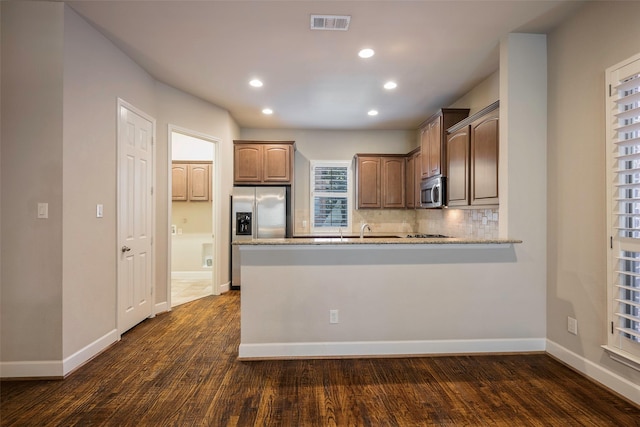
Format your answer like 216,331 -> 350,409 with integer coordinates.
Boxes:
230,186 -> 291,289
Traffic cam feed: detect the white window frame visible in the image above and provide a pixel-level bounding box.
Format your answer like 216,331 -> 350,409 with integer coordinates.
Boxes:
604,52 -> 640,371
310,160 -> 352,234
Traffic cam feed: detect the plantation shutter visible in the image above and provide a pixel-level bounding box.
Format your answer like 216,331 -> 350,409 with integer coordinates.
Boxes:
310,162 -> 351,232
606,53 -> 640,365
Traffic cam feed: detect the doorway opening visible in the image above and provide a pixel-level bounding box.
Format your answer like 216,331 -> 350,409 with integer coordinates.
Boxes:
168,127 -> 220,308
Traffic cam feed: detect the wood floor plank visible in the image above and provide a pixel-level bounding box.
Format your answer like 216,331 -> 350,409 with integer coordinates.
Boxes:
1,291 -> 639,426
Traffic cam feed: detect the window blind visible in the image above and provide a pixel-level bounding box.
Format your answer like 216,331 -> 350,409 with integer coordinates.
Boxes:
310,162 -> 351,232
607,54 -> 640,363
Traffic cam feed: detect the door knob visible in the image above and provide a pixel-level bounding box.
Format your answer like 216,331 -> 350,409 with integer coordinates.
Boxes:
121,246 -> 131,253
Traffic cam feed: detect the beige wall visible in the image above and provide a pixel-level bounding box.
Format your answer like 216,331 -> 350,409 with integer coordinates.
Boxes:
1,2 -> 239,375
1,1 -> 65,362
62,5 -> 157,360
155,82 -> 239,302
449,70 -> 499,115
547,1 -> 640,384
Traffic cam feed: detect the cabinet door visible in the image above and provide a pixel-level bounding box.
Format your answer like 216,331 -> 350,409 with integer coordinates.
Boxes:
172,163 -> 188,201
428,119 -> 442,177
188,163 -> 210,201
414,151 -> 422,208
471,112 -> 499,205
420,126 -> 430,180
357,157 -> 381,208
234,144 -> 262,183
263,145 -> 292,183
382,157 -> 406,208
405,154 -> 415,208
446,127 -> 470,206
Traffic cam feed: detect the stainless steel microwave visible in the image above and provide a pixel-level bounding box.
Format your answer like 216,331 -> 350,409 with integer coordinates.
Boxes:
420,175 -> 446,208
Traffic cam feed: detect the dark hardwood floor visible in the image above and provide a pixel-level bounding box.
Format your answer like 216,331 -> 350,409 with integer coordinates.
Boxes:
2,291 -> 639,426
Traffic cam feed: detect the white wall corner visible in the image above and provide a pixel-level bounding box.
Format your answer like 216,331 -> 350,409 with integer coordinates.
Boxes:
546,339 -> 640,405
1,329 -> 119,379
62,329 -> 119,377
155,301 -> 169,314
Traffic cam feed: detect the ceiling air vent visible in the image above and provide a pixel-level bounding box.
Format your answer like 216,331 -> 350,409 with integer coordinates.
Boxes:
310,15 -> 351,31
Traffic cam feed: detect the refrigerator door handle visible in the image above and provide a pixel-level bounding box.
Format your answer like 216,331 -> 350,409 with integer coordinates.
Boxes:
253,199 -> 257,239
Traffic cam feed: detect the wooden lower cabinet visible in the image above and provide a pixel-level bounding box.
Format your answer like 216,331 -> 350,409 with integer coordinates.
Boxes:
355,154 -> 405,209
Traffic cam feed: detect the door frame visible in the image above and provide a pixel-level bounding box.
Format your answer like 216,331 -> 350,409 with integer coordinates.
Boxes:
167,124 -> 222,308
116,98 -> 157,333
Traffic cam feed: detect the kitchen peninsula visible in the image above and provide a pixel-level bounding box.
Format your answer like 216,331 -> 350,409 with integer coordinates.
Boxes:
237,237 -> 530,360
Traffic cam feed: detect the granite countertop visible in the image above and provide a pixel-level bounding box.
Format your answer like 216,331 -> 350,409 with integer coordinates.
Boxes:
234,235 -> 522,246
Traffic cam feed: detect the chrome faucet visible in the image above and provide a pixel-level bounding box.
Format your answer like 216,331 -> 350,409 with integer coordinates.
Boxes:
360,223 -> 372,239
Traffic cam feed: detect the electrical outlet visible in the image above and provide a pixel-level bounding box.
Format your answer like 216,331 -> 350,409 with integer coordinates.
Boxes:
329,309 -> 339,324
567,316 -> 578,335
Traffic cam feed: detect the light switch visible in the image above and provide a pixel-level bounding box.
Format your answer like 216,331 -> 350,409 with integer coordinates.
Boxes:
96,204 -> 104,218
37,203 -> 48,219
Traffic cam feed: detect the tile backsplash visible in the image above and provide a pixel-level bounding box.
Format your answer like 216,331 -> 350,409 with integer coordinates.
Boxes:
295,206 -> 499,238
416,208 -> 499,239
352,209 -> 416,234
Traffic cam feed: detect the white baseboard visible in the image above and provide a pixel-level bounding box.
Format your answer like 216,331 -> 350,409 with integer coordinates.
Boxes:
546,339 -> 640,405
171,271 -> 211,280
239,338 -> 546,360
155,301 -> 169,314
219,281 -> 230,293
1,329 -> 119,379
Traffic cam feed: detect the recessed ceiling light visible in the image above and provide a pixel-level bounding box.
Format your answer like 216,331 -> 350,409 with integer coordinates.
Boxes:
262,108 -> 273,115
384,81 -> 397,90
368,110 -> 379,116
358,48 -> 375,59
249,79 -> 263,88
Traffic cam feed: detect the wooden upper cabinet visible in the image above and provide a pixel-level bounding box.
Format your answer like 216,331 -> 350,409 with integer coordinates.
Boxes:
188,163 -> 210,201
427,120 -> 442,177
382,157 -> 406,208
172,163 -> 189,201
446,127 -> 470,207
419,108 -> 470,180
356,156 -> 381,208
263,144 -> 292,182
470,108 -> 499,205
355,154 -> 405,209
445,101 -> 499,207
405,148 -> 420,209
233,140 -> 295,185
172,161 -> 211,202
234,144 -> 262,183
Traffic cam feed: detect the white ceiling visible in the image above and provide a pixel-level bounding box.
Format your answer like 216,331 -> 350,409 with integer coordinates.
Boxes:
66,0 -> 583,130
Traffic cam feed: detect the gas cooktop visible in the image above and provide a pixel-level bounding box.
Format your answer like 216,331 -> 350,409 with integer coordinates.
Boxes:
405,233 -> 451,238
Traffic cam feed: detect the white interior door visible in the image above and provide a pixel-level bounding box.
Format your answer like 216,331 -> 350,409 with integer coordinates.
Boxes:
118,101 -> 154,333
